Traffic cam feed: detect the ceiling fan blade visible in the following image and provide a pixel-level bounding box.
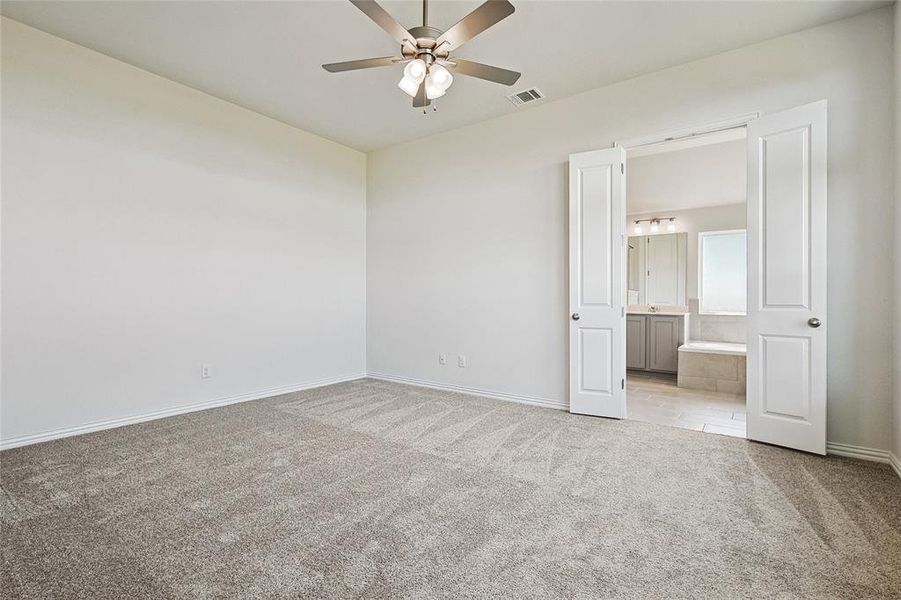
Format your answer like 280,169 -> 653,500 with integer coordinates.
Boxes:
349,0 -> 416,46
413,81 -> 430,108
445,58 -> 520,86
322,56 -> 402,72
435,0 -> 515,52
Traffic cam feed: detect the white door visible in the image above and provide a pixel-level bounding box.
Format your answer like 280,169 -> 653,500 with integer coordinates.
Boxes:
568,147 -> 627,418
746,100 -> 827,454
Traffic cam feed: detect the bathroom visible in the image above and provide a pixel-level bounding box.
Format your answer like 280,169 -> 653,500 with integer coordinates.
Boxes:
624,128 -> 748,438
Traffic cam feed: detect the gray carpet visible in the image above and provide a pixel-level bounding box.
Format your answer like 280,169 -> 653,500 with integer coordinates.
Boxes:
2,379 -> 900,599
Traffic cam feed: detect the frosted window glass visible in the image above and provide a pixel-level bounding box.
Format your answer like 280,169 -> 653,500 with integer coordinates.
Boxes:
700,231 -> 747,314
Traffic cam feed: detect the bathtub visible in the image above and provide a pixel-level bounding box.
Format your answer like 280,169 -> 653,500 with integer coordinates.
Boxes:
678,341 -> 746,356
677,341 -> 747,393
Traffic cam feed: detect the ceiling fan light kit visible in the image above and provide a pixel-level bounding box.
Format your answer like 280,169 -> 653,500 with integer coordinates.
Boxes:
323,0 -> 521,111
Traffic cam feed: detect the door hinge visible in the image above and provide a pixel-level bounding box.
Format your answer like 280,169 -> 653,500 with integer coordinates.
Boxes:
621,164 -> 624,174
621,378 -> 625,390
622,307 -> 625,317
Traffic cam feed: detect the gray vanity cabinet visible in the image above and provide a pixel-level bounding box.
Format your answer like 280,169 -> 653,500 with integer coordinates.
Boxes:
626,316 -> 647,370
627,314 -> 686,374
647,316 -> 682,372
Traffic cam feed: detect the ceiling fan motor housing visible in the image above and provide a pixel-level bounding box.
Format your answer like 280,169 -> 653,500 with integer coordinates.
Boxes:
402,25 -> 449,63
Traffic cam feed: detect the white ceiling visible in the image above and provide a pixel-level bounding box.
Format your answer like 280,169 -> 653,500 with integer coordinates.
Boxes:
627,138 -> 746,214
1,0 -> 887,151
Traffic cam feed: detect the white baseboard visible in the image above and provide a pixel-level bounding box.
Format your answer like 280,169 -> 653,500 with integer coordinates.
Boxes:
0,372 -> 366,451
366,372 -> 568,411
826,442 -> 901,479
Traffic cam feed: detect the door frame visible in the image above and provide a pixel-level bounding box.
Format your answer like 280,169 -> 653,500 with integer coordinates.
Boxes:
612,111 -> 759,416
614,112 -> 759,151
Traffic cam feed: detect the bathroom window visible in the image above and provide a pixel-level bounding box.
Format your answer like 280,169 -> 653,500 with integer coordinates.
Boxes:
699,230 -> 747,315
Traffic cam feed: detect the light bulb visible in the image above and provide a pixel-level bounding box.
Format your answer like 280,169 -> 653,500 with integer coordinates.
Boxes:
425,79 -> 446,100
425,64 -> 453,100
405,59 -> 427,81
633,221 -> 642,234
428,64 -> 453,90
649,220 -> 659,233
398,75 -> 420,97
666,219 -> 676,232
398,59 -> 427,97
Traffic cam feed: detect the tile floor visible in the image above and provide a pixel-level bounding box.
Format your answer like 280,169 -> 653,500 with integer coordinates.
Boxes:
627,370 -> 746,438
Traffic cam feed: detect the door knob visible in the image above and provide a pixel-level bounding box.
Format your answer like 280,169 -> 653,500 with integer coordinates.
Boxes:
571,313 -> 580,321
808,317 -> 822,328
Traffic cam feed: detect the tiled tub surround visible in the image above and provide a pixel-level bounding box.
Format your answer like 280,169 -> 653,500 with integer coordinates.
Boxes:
677,342 -> 747,394
687,298 -> 746,343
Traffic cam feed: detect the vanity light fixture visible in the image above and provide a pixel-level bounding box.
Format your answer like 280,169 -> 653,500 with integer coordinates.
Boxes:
631,217 -> 677,234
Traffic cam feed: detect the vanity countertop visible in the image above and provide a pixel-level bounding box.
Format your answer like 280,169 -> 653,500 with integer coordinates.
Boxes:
627,305 -> 689,317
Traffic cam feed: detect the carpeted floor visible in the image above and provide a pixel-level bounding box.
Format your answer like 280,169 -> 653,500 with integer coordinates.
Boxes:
2,379 -> 900,599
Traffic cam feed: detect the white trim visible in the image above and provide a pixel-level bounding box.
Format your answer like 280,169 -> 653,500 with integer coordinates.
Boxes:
366,372 -> 568,411
615,112 -> 758,150
0,373 -> 366,451
826,442 -> 901,479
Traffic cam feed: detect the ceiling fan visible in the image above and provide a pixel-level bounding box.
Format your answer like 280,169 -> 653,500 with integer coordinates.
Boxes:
322,0 -> 521,110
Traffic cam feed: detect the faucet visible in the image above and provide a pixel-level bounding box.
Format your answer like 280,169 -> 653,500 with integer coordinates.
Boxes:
648,305 -> 658,313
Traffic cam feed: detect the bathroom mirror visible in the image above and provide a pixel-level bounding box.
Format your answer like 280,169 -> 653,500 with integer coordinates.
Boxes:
627,232 -> 687,306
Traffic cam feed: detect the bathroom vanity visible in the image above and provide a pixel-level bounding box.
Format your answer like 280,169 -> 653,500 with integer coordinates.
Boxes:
626,311 -> 689,374
626,231 -> 690,373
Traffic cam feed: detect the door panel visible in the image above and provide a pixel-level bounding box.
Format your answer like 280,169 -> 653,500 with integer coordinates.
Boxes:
762,127 -> 811,308
760,335 -> 810,419
747,100 -> 826,454
579,166 -> 613,307
579,328 -> 613,393
569,147 -> 626,418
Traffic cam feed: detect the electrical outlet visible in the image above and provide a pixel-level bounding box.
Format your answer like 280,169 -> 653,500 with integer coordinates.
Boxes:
201,364 -> 212,379
457,355 -> 467,368
438,353 -> 447,365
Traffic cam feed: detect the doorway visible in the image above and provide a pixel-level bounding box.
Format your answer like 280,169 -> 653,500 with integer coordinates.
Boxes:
624,128 -> 749,438
568,102 -> 828,454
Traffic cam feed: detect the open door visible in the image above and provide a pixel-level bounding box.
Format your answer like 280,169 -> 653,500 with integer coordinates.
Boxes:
746,100 -> 827,454
568,147 -> 627,418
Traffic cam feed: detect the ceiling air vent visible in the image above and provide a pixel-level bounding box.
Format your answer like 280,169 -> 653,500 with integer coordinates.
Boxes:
508,87 -> 544,107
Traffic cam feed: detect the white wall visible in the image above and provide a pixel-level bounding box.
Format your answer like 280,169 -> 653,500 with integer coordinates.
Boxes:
627,139 -> 746,214
367,8 -> 896,450
0,19 -> 366,444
